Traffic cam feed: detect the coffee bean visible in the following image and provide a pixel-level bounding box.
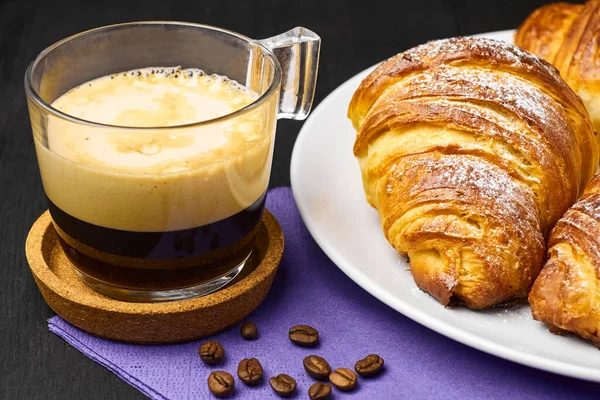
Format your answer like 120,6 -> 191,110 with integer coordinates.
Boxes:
289,325 -> 319,347
240,322 -> 258,340
208,371 -> 234,397
308,382 -> 332,400
269,374 -> 297,397
237,358 -> 263,386
199,340 -> 224,365
355,354 -> 385,377
329,368 -> 358,391
303,355 -> 331,380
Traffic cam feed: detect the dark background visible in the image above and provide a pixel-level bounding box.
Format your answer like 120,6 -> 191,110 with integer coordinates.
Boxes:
0,0 -> 587,398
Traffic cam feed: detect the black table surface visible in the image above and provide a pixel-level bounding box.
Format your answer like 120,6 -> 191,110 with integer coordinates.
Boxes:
0,0 -> 587,398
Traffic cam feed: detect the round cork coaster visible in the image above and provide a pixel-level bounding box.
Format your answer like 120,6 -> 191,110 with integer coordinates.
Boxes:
25,210 -> 284,344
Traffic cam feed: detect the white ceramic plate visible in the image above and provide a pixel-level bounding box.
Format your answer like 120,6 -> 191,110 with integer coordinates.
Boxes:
291,29 -> 600,382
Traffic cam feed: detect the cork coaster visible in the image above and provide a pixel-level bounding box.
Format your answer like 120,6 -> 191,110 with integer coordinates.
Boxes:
25,210 -> 284,344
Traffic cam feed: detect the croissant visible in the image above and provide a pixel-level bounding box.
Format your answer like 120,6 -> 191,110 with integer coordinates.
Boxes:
515,0 -> 600,137
348,37 -> 598,309
530,173 -> 600,346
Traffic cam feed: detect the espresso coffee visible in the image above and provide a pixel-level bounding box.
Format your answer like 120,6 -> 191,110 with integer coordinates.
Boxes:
34,67 -> 275,295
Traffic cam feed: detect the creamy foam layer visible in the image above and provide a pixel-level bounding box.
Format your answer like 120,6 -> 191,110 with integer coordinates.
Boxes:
52,67 -> 253,127
50,67 -> 263,174
35,67 -> 276,231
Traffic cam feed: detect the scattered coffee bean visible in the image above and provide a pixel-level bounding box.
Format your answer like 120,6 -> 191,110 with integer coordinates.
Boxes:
289,325 -> 319,347
308,382 -> 332,400
303,355 -> 331,380
208,371 -> 234,398
237,358 -> 263,386
269,374 -> 297,397
240,322 -> 258,340
355,354 -> 385,377
329,368 -> 358,391
199,340 -> 225,365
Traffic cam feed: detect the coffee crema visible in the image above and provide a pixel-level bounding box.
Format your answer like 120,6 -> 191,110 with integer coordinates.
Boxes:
33,67 -> 276,293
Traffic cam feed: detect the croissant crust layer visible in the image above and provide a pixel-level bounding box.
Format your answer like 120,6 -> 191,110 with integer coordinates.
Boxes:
348,37 -> 598,309
515,0 -> 600,139
530,174 -> 600,346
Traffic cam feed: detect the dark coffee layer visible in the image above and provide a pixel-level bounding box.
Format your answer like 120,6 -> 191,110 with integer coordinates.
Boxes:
48,192 -> 266,259
57,234 -> 255,290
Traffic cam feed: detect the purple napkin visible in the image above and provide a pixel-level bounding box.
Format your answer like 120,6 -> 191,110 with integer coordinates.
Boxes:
49,187 -> 600,399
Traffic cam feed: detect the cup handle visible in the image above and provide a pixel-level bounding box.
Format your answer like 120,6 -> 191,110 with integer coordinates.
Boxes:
256,27 -> 321,120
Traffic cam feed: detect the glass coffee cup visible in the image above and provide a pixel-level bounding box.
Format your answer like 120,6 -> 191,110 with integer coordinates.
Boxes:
25,22 -> 320,302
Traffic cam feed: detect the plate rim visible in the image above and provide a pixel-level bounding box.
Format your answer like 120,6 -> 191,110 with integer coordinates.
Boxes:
290,28 -> 600,383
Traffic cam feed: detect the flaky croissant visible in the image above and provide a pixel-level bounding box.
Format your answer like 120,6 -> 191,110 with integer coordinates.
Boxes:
515,0 -> 600,137
348,37 -> 598,309
530,173 -> 600,346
